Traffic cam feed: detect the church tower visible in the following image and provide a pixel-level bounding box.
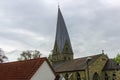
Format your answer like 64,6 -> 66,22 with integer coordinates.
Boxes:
52,7 -> 74,64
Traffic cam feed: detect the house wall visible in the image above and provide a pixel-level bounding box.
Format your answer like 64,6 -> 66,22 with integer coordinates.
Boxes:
31,61 -> 55,80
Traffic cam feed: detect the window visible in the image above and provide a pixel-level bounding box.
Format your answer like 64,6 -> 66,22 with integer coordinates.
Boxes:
56,48 -> 57,52
93,72 -> 99,80
66,47 -> 68,52
68,57 -> 71,60
76,72 -> 81,80
64,57 -> 67,60
105,72 -> 108,80
65,73 -> 69,80
112,73 -> 116,80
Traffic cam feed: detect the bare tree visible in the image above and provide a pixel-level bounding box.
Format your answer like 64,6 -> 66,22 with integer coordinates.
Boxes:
18,50 -> 41,61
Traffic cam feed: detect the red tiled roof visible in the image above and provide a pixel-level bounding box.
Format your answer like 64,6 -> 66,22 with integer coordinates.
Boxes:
0,58 -> 47,80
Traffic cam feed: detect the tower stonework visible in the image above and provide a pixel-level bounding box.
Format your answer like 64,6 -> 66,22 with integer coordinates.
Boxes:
52,7 -> 73,64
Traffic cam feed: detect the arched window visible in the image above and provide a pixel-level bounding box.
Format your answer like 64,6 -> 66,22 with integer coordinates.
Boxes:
112,73 -> 116,80
68,57 -> 71,60
105,72 -> 108,80
76,72 -> 81,80
64,57 -> 67,60
65,73 -> 69,80
93,72 -> 99,80
66,47 -> 68,51
55,48 -> 57,52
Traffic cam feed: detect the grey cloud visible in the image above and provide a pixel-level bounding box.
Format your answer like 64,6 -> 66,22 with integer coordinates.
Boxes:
0,0 -> 120,60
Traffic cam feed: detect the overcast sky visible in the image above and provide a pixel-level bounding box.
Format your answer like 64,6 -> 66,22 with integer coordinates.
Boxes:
0,0 -> 120,61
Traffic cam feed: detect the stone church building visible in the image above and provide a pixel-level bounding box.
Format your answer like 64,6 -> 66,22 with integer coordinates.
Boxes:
51,7 -> 120,80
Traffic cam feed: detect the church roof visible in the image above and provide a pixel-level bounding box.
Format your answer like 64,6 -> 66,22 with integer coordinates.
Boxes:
54,54 -> 120,73
0,58 -> 55,80
103,59 -> 120,71
54,54 -> 102,73
55,7 -> 73,53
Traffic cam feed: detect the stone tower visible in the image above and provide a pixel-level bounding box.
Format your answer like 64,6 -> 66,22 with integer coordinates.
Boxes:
52,7 -> 73,64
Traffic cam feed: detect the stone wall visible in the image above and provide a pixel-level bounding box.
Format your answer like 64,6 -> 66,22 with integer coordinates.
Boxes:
60,71 -> 86,80
103,70 -> 120,80
52,41 -> 73,64
85,54 -> 108,80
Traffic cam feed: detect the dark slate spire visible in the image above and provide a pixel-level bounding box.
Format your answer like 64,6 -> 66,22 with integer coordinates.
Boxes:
54,7 -> 73,53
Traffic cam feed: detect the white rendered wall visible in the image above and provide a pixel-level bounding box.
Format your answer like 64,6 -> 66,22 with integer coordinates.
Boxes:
31,61 -> 55,80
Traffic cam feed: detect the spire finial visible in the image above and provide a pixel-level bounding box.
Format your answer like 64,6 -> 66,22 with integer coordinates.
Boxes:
102,50 -> 104,54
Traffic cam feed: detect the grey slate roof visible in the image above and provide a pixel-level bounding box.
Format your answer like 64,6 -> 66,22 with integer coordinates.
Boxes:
54,54 -> 102,73
53,54 -> 120,73
103,59 -> 120,71
54,7 -> 73,53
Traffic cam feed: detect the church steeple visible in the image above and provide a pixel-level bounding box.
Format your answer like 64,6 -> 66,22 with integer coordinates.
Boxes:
52,7 -> 73,64
55,7 -> 73,53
